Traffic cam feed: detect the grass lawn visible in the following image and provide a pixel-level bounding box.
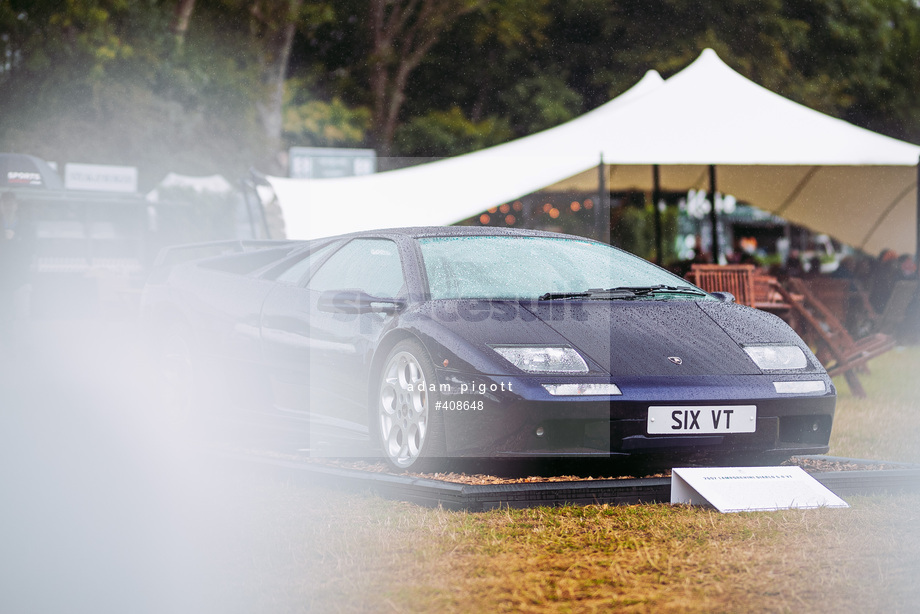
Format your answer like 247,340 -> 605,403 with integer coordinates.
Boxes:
215,482 -> 920,614
829,345 -> 920,463
210,346 -> 920,613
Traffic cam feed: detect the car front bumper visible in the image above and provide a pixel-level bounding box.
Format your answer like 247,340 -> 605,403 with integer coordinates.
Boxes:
434,369 -> 836,460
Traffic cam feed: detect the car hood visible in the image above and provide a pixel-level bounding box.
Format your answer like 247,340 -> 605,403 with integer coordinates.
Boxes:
519,300 -> 762,376
408,299 -> 808,377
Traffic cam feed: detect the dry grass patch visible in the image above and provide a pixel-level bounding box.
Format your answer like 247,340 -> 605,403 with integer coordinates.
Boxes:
830,345 -> 920,462
404,499 -> 920,613
213,474 -> 920,614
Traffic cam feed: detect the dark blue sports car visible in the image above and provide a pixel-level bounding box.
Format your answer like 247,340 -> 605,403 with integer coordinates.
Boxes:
141,227 -> 835,471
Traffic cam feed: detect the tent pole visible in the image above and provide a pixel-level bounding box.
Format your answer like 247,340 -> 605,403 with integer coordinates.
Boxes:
598,155 -> 610,243
653,164 -> 662,265
916,156 -> 920,266
709,164 -> 720,263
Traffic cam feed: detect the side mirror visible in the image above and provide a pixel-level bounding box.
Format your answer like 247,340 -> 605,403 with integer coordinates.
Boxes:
318,290 -> 405,315
709,291 -> 736,304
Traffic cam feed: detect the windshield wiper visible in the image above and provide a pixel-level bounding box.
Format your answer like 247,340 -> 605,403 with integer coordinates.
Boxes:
538,288 -> 639,301
538,290 -> 593,301
605,285 -> 708,297
539,285 -> 708,301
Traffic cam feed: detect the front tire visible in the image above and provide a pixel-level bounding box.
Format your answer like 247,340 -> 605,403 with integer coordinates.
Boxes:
375,340 -> 445,471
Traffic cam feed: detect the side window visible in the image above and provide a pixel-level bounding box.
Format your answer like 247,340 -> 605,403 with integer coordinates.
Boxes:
275,242 -> 337,285
308,239 -> 405,298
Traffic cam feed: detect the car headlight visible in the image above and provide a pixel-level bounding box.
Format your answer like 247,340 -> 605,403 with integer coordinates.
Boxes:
744,345 -> 807,370
774,381 -> 825,394
543,383 -> 622,396
492,346 -> 589,373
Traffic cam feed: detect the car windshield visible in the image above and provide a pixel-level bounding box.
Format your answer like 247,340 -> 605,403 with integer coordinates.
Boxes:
418,235 -> 710,300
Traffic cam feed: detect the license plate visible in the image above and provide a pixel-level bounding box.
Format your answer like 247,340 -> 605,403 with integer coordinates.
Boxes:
647,405 -> 757,434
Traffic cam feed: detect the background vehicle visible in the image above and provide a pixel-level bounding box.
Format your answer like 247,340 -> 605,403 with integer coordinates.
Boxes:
1,158 -> 261,320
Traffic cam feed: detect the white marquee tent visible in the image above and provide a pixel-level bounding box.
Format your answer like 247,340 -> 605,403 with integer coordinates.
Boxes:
266,68 -> 663,239
267,49 -> 920,256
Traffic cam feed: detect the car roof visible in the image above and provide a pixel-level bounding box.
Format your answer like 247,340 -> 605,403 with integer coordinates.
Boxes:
321,226 -> 601,242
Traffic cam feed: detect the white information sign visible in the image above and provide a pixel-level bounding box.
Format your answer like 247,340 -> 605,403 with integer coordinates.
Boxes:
65,163 -> 138,193
671,466 -> 849,513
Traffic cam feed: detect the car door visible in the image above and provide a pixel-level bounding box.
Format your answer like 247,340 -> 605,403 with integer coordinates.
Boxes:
260,237 -> 407,454
259,240 -> 339,415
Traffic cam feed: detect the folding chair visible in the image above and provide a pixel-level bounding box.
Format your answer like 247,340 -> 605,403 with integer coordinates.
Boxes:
775,278 -> 896,398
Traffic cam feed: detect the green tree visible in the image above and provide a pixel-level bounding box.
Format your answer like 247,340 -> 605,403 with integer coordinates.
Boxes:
497,72 -> 582,136
2,0 -> 918,190
784,0 -> 920,141
366,0 -> 484,155
0,0 -> 261,183
303,0 -> 551,155
283,77 -> 370,147
394,106 -> 512,156
191,0 -> 336,170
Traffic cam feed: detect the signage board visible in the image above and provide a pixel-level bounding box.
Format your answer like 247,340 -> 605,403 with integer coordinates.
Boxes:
289,147 -> 376,179
5,170 -> 43,187
65,163 -> 138,193
671,466 -> 849,513
0,153 -> 64,189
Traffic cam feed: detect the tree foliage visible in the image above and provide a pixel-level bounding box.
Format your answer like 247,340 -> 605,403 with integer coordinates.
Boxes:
0,0 -> 918,183
283,77 -> 370,147
394,106 -> 512,156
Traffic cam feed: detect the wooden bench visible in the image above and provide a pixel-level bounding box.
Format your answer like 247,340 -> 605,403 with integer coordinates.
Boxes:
752,273 -> 799,328
801,277 -> 851,332
776,278 -> 896,398
687,264 -> 756,308
875,279 -> 919,337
